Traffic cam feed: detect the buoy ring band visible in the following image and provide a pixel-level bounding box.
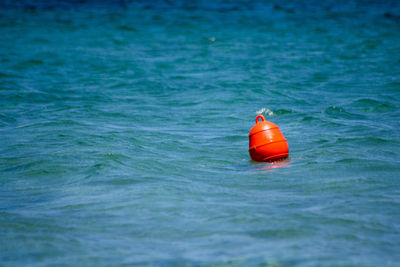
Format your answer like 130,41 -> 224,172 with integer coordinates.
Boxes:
249,138 -> 288,151
249,126 -> 280,137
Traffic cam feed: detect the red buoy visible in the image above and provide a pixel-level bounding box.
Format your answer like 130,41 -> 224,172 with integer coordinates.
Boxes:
249,115 -> 289,162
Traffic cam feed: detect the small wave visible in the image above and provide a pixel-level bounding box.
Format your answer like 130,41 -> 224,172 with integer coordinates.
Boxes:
383,12 -> 400,23
323,106 -> 362,119
23,58 -> 44,65
16,120 -> 86,129
274,109 -> 294,115
273,4 -> 295,14
0,71 -> 24,79
350,98 -> 396,113
335,158 -> 362,164
248,228 -> 305,239
301,115 -> 318,122
335,136 -> 393,145
211,135 -> 243,142
118,25 -> 138,32
106,178 -> 140,186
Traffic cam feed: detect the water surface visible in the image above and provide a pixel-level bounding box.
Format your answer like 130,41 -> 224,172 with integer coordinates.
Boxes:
1,0 -> 400,265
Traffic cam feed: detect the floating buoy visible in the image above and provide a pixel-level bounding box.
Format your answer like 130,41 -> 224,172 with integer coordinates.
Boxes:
249,115 -> 289,162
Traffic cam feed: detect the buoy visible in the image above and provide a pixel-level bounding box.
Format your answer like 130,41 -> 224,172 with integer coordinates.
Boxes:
249,115 -> 289,162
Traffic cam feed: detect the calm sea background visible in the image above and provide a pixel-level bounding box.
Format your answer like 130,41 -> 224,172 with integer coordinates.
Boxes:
1,0 -> 400,265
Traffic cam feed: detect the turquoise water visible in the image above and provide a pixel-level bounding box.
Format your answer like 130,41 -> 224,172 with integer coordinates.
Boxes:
1,0 -> 400,265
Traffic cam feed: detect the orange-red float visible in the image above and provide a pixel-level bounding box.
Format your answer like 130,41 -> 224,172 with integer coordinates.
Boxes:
249,115 -> 289,162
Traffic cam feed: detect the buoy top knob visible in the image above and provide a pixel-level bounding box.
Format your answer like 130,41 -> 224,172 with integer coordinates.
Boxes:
255,115 -> 265,124
249,115 -> 279,137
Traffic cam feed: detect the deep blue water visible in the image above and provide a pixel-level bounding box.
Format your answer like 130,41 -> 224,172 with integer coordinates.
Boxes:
1,0 -> 400,265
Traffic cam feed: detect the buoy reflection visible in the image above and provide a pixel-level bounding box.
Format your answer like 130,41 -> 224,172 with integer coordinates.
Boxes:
254,158 -> 291,170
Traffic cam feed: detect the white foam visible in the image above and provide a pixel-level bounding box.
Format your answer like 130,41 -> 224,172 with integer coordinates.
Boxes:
256,108 -> 274,117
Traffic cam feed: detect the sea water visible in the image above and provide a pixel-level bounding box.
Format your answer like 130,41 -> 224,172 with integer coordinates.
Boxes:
1,0 -> 400,265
